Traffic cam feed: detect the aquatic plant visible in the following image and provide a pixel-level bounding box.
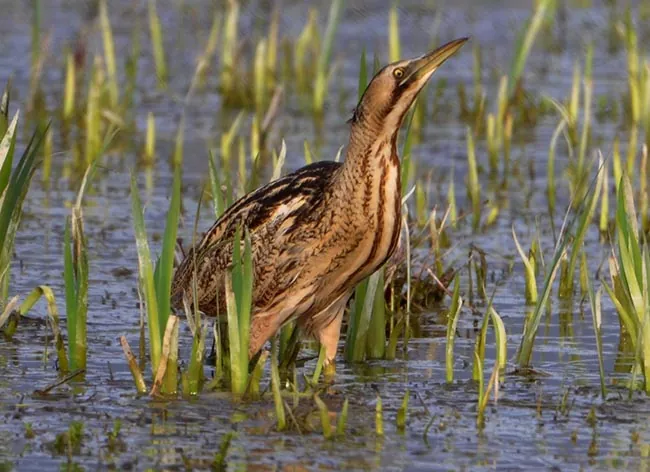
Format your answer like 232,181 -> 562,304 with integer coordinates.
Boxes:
345,270 -> 386,362
507,0 -> 555,98
224,225 -> 254,395
148,0 -> 167,88
473,304 -> 507,382
63,161 -> 97,371
517,162 -> 603,368
445,275 -> 463,383
558,156 -> 603,298
603,170 -> 650,394
312,0 -> 343,116
512,228 -> 538,305
0,94 -> 47,315
220,0 -> 239,98
586,263 -> 607,398
466,128 -> 481,231
143,112 -> 156,165
1,286 -> 66,370
99,0 -> 118,108
129,163 -> 181,393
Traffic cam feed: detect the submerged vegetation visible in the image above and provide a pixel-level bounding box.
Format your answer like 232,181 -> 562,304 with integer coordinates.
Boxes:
5,0 -> 650,468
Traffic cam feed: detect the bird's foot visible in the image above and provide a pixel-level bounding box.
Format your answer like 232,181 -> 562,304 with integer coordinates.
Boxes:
323,360 -> 336,384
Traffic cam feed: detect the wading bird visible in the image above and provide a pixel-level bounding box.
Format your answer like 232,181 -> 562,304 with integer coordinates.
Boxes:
171,38 -> 468,373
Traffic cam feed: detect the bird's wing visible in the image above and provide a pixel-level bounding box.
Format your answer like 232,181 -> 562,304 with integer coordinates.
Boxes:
171,160 -> 342,314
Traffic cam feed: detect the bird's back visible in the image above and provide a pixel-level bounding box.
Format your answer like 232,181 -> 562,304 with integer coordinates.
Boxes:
170,160 -> 343,317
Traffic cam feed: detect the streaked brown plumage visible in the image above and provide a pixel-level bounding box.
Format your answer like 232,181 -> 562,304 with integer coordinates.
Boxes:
171,38 -> 468,369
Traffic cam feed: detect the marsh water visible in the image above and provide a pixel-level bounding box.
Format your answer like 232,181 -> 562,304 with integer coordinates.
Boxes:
2,0 -> 650,470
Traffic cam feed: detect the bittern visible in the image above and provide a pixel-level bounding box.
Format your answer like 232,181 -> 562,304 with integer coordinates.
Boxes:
171,38 -> 468,371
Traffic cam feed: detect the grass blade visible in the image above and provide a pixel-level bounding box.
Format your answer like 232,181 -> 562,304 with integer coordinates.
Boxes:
445,275 -> 463,383
154,164 -> 182,337
130,173 -> 161,373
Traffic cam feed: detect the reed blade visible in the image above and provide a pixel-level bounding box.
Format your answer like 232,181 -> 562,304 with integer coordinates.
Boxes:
130,173 -> 161,373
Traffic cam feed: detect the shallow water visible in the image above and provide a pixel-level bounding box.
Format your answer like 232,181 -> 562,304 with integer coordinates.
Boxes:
2,1 -> 650,470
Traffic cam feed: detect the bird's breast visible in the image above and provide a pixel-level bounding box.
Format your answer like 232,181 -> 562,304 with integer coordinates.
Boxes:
365,158 -> 402,271
327,155 -> 401,292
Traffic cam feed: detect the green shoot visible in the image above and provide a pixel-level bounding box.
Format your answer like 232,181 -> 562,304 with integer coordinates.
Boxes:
512,228 -> 538,304
517,167 -> 603,368
99,0 -> 118,107
225,226 -> 254,396
603,173 -> 650,394
445,275 -> 463,383
508,0 -> 553,98
466,128 -> 481,231
313,0 -> 343,115
64,160 -> 97,371
148,0 -> 167,88
0,112 -> 47,309
144,112 -> 156,164
270,338 -> 286,430
586,278 -> 607,398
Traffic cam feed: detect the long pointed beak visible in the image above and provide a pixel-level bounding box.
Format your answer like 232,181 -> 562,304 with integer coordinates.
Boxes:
400,37 -> 469,87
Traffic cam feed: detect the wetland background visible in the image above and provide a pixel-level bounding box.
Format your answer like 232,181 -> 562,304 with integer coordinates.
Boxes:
2,0 -> 650,470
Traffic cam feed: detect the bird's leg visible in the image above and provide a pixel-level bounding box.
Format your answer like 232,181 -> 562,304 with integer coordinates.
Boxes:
318,309 -> 344,382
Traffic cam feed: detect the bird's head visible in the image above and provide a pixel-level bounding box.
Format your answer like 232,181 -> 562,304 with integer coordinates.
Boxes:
350,37 -> 468,137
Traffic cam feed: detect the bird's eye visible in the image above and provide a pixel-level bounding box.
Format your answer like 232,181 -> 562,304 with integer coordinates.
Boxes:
393,68 -> 405,79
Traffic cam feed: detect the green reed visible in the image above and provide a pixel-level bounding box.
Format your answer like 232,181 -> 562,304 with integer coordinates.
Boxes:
254,39 -> 267,122
546,42 -> 593,205
599,156 -> 610,233
313,0 -> 343,116
129,163 -> 181,393
221,0 -> 239,97
346,270 -> 385,362
508,0 -> 554,98
85,57 -> 104,165
314,394 -> 333,439
192,10 -> 221,92
466,128 -> 481,231
173,115 -> 185,169
603,173 -> 650,394
388,3 -> 400,63
447,169 -> 457,228
567,63 -> 581,145
473,304 -> 507,382
445,275 -> 462,383
612,136 -> 622,193
270,338 -> 286,430
375,395 -> 384,436
62,52 -> 75,124
18,287 -> 68,369
181,197 -> 209,397
476,346 -> 501,428
586,262 -> 607,398
41,127 -> 52,184
148,0 -> 167,88
517,166 -> 603,368
558,159 -> 603,298
63,161 -> 97,371
99,0 -> 118,107
0,104 -> 47,313
294,9 -> 318,97
144,112 -> 156,164
225,226 -> 254,396
512,228 -> 538,305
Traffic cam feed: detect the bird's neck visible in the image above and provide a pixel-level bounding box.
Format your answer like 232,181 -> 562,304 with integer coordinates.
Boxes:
339,121 -> 401,197
327,119 -> 402,282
